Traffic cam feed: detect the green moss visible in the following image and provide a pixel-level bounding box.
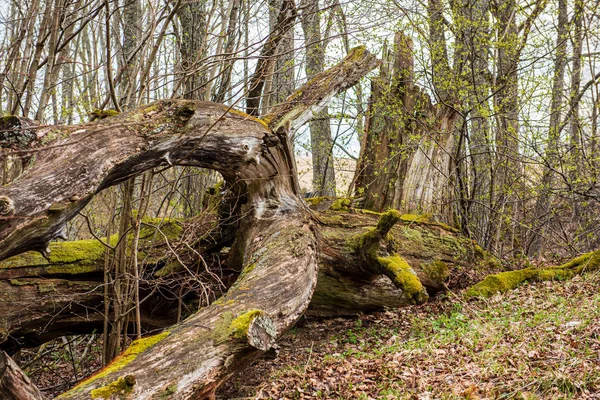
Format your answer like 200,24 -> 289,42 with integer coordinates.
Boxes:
305,196 -> 333,206
465,269 -> 538,298
46,264 -> 99,275
90,375 -> 135,399
89,109 -> 120,121
228,309 -> 264,340
49,239 -> 106,264
400,213 -> 455,231
348,228 -> 376,257
1,221 -> 182,272
348,210 -> 403,262
347,45 -> 367,62
304,196 -> 329,206
317,214 -> 346,226
237,263 -> 257,280
535,267 -> 574,281
37,283 -> 57,293
222,106 -> 270,130
466,250 -> 600,299
559,250 -> 600,272
0,238 -> 107,269
423,260 -> 450,283
9,279 -> 34,286
72,331 -> 170,393
213,312 -> 235,342
355,208 -> 382,216
377,255 -> 428,304
376,210 -> 402,233
400,226 -> 423,242
400,213 -> 432,223
140,218 -> 183,241
330,198 -> 351,211
213,309 -> 264,342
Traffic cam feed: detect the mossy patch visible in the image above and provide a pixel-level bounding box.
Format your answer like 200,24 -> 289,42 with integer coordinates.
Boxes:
400,213 -> 432,223
355,208 -> 382,216
377,255 -> 428,304
400,213 -> 455,231
48,239 -> 106,264
90,375 -> 135,399
64,331 -> 170,396
228,309 -> 264,340
9,279 -> 35,286
464,252 -> 600,299
423,260 -> 451,283
140,218 -> 183,241
0,238 -> 107,269
560,250 -> 600,272
466,269 -> 538,298
221,106 -> 270,130
213,309 -> 264,342
376,210 -> 402,232
237,263 -> 257,281
330,198 -> 351,211
305,196 -> 331,206
0,220 -> 183,272
89,109 -> 120,121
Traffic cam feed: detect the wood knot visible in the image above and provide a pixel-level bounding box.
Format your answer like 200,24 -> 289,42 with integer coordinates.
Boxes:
174,104 -> 196,122
0,196 -> 14,216
124,375 -> 136,387
263,134 -> 280,147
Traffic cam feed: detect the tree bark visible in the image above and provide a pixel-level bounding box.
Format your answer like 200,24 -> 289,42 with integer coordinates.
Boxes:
300,0 -> 336,196
0,351 -> 46,400
0,47 -> 379,399
528,0 -> 569,256
246,0 -> 297,116
177,0 -> 209,100
353,32 -> 458,222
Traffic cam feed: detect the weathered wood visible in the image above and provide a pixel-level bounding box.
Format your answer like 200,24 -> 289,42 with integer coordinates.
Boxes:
353,32 -> 457,221
0,47 -> 379,399
265,46 -> 380,134
0,351 -> 46,400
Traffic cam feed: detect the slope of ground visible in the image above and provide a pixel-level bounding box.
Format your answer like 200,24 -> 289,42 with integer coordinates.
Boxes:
219,271 -> 600,399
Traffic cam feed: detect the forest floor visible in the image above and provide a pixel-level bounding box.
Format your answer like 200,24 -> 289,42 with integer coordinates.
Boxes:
219,270 -> 600,400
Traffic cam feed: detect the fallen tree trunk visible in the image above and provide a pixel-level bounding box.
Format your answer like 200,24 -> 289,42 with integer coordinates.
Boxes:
0,48 -> 382,399
0,207 -> 495,351
0,351 -> 46,400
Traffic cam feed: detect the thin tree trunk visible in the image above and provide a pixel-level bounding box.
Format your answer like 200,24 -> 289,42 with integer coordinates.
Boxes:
213,0 -> 242,104
528,0 -> 569,256
300,0 -> 336,196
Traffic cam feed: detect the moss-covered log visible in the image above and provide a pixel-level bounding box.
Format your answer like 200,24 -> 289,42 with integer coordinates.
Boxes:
466,250 -> 600,298
0,205 -> 496,351
0,48 -> 379,399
